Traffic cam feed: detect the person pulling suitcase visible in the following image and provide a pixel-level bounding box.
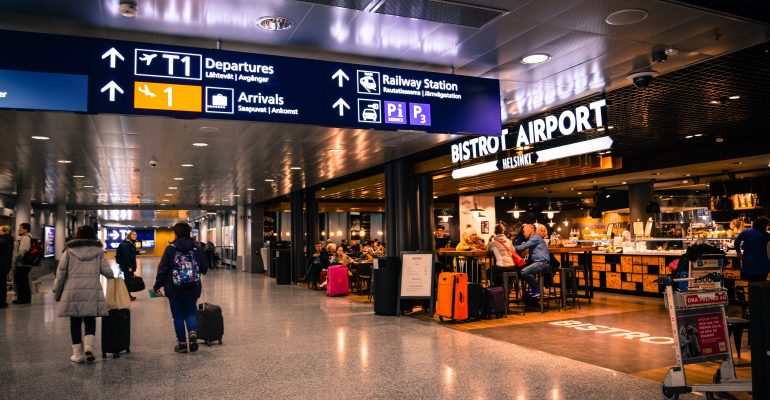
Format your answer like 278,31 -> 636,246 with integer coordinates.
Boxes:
152,223 -> 209,353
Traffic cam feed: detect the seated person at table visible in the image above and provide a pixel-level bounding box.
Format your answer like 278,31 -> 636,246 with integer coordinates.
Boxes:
305,242 -> 329,290
434,225 -> 451,250
536,224 -> 548,241
340,239 -> 350,253
349,239 -> 361,254
514,224 -> 551,297
331,246 -> 353,267
456,225 -> 486,251
373,241 -> 386,257
487,223 -> 522,286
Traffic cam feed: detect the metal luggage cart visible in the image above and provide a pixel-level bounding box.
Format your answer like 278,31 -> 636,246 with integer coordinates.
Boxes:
659,256 -> 752,400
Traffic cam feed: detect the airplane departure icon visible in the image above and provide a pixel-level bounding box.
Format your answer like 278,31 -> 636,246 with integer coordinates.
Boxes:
138,84 -> 156,98
139,53 -> 157,66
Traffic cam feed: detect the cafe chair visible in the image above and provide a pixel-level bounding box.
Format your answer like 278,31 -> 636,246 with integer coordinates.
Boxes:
727,285 -> 750,358
355,263 -> 373,294
501,271 -> 522,316
557,264 -> 581,309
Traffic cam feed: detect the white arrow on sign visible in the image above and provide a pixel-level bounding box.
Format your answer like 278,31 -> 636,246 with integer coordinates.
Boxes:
109,230 -> 120,240
332,98 -> 350,116
101,47 -> 125,69
332,69 -> 349,87
100,81 -> 124,102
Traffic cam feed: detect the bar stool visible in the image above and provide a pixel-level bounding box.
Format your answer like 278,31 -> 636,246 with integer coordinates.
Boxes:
558,265 -> 580,309
501,271 -> 522,316
532,269 -> 560,313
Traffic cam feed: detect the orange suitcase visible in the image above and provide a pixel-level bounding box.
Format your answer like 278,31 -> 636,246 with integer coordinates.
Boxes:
436,272 -> 468,321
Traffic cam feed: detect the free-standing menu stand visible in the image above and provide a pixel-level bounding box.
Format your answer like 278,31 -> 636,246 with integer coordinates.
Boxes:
397,251 -> 435,317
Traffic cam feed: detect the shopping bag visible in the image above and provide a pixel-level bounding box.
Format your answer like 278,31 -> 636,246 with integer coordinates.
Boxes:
125,275 -> 146,292
105,278 -> 132,310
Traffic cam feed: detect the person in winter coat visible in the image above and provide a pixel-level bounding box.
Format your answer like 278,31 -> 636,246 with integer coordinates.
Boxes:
0,225 -> 13,308
116,231 -> 139,301
153,223 -> 209,354
53,225 -> 114,363
11,223 -> 32,304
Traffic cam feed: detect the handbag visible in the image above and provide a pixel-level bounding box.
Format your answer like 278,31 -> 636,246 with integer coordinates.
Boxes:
496,239 -> 526,267
125,275 -> 146,293
105,278 -> 132,310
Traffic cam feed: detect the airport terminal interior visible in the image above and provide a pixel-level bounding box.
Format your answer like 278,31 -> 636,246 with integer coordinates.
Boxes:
2,1 -> 770,399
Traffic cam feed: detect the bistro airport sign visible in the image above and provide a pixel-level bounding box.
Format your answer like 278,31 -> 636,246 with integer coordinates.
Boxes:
451,99 -> 611,179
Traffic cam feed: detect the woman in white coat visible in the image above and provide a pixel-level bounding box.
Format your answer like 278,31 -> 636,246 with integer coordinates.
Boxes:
54,225 -> 114,363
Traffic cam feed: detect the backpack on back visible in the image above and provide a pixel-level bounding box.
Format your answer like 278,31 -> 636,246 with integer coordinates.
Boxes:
23,238 -> 43,266
170,244 -> 201,288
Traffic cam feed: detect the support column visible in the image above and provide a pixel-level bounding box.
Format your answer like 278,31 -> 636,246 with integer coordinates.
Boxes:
250,203 -> 265,273
290,190 -> 305,283
14,189 -> 31,229
215,212 -> 223,246
629,182 -> 653,238
236,203 -> 248,272
417,174 -> 434,252
305,189 -> 318,258
384,159 -> 413,256
55,205 -> 66,262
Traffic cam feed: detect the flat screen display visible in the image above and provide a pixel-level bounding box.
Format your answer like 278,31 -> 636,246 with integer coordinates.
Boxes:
104,227 -> 156,250
43,226 -> 55,258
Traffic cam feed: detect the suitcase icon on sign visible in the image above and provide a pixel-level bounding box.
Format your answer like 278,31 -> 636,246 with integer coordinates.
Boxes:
212,94 -> 228,107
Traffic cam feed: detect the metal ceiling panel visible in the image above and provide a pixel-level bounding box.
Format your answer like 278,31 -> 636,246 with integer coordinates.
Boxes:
374,0 -> 507,29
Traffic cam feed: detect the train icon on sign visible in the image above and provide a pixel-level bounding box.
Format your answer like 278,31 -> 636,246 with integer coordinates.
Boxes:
357,70 -> 380,95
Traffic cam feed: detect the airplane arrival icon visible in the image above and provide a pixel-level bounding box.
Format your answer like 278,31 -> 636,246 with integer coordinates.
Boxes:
138,84 -> 156,98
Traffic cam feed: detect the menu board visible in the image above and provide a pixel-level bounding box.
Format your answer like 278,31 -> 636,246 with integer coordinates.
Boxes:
399,252 -> 434,298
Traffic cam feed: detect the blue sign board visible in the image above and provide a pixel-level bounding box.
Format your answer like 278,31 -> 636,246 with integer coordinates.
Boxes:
0,30 -> 501,136
105,227 -> 156,250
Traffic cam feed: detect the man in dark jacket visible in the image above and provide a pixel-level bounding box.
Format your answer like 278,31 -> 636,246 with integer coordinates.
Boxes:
153,223 -> 209,354
0,225 -> 13,308
734,216 -> 770,282
305,242 -> 329,290
116,231 -> 139,300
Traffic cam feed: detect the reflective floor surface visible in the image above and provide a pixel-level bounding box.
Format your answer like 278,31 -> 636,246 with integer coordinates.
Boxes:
0,258 -> 700,399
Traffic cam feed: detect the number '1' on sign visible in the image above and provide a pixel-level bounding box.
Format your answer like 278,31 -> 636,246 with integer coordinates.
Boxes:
133,81 -> 202,112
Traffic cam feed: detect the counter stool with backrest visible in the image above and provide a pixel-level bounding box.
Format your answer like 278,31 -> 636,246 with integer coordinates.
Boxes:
501,271 -> 522,316
558,263 -> 581,309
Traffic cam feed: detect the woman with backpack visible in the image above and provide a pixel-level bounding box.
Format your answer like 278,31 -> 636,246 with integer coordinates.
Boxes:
153,223 -> 209,353
53,225 -> 114,363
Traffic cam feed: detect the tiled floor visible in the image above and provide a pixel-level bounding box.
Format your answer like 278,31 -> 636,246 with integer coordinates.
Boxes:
1,258 -> 706,399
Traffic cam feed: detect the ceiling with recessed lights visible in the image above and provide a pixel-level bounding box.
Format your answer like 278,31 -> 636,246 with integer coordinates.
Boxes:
0,0 -> 768,213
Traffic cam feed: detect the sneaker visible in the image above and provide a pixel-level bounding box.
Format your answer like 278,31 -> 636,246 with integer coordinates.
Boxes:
174,342 -> 188,353
188,331 -> 199,353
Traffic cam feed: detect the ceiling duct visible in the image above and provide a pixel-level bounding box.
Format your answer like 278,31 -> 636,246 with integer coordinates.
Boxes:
301,0 -> 506,29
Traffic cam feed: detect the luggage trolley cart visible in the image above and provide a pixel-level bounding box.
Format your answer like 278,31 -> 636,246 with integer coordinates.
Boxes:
659,256 -> 752,400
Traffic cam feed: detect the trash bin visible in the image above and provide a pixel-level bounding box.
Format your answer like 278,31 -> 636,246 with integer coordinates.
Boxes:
374,256 -> 400,316
274,248 -> 292,285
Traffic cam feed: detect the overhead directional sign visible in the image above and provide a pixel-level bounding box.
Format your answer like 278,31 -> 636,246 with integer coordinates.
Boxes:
0,29 -> 501,136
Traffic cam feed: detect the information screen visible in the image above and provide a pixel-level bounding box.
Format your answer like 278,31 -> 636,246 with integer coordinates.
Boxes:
104,227 -> 156,250
0,29 -> 501,136
43,226 -> 55,258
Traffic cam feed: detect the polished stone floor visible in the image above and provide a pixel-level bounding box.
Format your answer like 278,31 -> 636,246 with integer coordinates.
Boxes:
0,258 -> 700,399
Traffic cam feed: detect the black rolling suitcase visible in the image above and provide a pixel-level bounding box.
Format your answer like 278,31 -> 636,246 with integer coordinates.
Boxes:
483,286 -> 506,318
102,308 -> 131,358
467,283 -> 484,320
196,303 -> 224,345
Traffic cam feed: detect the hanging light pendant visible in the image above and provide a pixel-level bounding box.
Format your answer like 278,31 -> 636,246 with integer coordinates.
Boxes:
469,197 -> 484,218
541,192 -> 560,219
438,209 -> 454,223
507,200 -> 524,219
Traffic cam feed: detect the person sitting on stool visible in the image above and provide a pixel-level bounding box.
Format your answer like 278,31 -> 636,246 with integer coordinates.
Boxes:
514,224 -> 550,297
487,223 -> 520,286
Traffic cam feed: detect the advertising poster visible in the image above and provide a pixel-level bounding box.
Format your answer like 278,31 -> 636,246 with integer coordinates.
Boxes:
43,226 -> 55,258
677,311 -> 729,363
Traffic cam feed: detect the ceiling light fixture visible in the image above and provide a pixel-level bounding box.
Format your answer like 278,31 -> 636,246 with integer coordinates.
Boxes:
328,148 -> 343,153
58,160 -> 72,164
257,16 -> 294,31
173,177 -> 184,180
181,163 -> 194,167
469,197 -> 484,219
31,136 -> 50,140
438,209 -> 453,223
168,186 -> 178,190
119,0 -> 138,18
507,200 -> 524,219
83,185 -> 94,188
520,53 -> 551,64
605,9 -> 648,25
290,166 -> 302,170
192,142 -> 208,147
73,175 -> 85,178
729,95 -> 740,100
247,188 -> 255,191
264,178 -> 275,182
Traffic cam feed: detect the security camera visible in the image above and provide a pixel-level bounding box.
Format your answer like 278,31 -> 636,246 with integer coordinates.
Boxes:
149,159 -> 158,167
627,71 -> 657,89
119,0 -> 137,18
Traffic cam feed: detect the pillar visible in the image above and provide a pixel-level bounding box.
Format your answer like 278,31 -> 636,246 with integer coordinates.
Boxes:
384,159 -> 414,256
629,182 -> 653,238
55,205 -> 66,262
236,204 -> 248,272
290,190 -> 305,283
417,174 -> 434,252
14,189 -> 31,230
215,212 -> 223,246
305,189 -> 318,257
250,203 -> 265,273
